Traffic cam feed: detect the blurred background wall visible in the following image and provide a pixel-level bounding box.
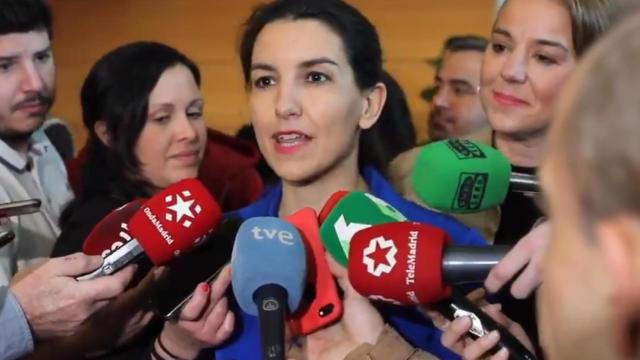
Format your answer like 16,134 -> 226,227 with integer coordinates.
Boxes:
48,0 -> 496,147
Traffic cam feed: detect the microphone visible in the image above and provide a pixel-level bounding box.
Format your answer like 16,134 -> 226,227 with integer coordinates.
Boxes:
231,217 -> 307,360
412,139 -> 539,213
348,221 -> 536,360
319,191 -> 407,266
77,179 -> 222,280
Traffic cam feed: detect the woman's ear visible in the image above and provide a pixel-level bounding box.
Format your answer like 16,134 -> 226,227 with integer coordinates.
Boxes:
93,120 -> 111,147
598,215 -> 640,358
358,82 -> 387,130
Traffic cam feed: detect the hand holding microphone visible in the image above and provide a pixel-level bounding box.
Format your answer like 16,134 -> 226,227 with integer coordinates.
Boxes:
347,222 -> 537,360
438,302 -> 534,360
485,220 -> 550,299
10,252 -> 136,341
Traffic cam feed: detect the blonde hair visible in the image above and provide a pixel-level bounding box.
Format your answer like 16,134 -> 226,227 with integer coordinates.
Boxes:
499,0 -> 615,56
547,10 -> 640,219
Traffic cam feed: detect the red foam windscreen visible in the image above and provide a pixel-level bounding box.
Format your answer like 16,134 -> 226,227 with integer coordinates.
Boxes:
317,190 -> 349,224
128,178 -> 222,265
82,199 -> 146,257
348,222 -> 451,305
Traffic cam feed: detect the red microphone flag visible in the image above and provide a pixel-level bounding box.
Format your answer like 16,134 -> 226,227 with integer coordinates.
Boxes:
128,178 -> 222,264
348,222 -> 451,305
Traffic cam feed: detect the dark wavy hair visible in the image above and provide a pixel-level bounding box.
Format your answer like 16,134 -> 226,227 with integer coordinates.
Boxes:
61,42 -> 200,226
240,0 -> 389,173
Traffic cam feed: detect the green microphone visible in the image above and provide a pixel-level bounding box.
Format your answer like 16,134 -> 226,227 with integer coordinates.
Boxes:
412,139 -> 512,213
319,191 -> 406,266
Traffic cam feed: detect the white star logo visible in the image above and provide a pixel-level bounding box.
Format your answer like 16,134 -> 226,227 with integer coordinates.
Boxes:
362,236 -> 397,277
165,191 -> 202,228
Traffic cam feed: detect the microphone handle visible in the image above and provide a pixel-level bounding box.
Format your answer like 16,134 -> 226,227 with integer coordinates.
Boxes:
433,288 -> 537,360
0,229 -> 14,248
254,284 -> 287,360
510,173 -> 539,194
442,245 -> 512,284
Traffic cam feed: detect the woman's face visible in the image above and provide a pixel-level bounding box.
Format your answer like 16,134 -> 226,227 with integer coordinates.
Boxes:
135,64 -> 207,189
248,19 -> 380,184
480,0 -> 577,138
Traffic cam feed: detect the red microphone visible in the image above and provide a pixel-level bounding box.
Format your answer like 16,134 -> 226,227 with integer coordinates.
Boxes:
348,221 -> 451,305
128,178 -> 221,264
77,179 -> 222,280
348,222 -> 537,360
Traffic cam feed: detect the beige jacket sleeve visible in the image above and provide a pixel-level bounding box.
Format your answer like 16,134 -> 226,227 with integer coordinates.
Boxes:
344,325 -> 438,360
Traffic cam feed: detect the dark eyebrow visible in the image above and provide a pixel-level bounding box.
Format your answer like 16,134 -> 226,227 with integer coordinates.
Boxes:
449,79 -> 475,88
0,55 -> 18,62
250,63 -> 276,72
434,76 -> 474,88
0,45 -> 53,62
493,27 -> 569,53
299,57 -> 339,68
493,27 -> 513,39
536,39 -> 570,53
34,46 -> 53,55
250,57 -> 339,73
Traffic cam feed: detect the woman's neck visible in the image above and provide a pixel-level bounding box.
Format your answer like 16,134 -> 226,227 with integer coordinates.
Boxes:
279,156 -> 368,217
494,130 -> 547,168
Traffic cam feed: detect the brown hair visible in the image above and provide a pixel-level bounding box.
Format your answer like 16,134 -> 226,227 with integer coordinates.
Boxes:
545,9 -> 640,220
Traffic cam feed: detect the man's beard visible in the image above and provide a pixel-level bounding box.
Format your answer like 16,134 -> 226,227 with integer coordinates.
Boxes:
0,128 -> 36,144
0,91 -> 55,144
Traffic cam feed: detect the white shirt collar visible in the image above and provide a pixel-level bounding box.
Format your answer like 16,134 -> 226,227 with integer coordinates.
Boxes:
0,129 -> 50,172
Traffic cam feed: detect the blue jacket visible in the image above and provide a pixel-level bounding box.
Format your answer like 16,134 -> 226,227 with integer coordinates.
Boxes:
214,167 -> 487,359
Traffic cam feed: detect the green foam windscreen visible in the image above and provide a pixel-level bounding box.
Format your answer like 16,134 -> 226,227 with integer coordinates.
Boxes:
319,191 -> 406,266
412,139 -> 511,213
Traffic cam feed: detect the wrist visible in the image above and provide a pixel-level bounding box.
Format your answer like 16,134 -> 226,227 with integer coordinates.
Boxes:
156,327 -> 200,360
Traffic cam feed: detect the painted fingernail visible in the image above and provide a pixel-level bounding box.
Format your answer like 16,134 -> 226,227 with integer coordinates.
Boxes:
200,283 -> 210,293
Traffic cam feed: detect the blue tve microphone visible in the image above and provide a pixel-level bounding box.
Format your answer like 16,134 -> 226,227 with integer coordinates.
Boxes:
231,217 -> 307,360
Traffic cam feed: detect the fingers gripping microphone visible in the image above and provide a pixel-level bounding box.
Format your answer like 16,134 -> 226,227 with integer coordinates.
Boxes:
412,139 -> 539,213
319,191 -> 407,266
231,217 -> 307,360
77,179 -> 222,280
348,222 -> 536,360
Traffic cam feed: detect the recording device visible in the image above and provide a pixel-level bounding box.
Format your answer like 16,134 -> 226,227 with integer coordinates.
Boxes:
0,199 -> 41,218
431,288 -> 537,360
348,221 -> 535,360
412,139 -> 539,213
151,217 -> 239,320
77,178 -> 222,280
231,217 -> 307,360
286,207 -> 342,336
